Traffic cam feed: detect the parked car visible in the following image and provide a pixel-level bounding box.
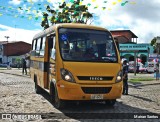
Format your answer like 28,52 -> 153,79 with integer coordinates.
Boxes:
139,65 -> 147,73
128,61 -> 147,73
10,63 -> 22,68
146,62 -> 156,73
0,63 -> 7,67
128,65 -> 134,73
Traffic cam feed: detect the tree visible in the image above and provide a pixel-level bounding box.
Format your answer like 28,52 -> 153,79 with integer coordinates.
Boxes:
41,12 -> 49,29
150,37 -> 157,53
41,0 -> 93,29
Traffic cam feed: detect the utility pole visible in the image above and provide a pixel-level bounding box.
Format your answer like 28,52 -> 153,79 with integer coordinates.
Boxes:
15,24 -> 18,41
134,51 -> 136,76
4,36 -> 10,63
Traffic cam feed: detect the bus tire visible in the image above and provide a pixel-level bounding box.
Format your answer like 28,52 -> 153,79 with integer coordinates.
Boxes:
34,75 -> 42,94
105,99 -> 116,106
54,87 -> 65,109
50,82 -> 55,103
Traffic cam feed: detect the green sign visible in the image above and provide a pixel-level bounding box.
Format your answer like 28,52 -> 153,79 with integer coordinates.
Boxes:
119,44 -> 150,51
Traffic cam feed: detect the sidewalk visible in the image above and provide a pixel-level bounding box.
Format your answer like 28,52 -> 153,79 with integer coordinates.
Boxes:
128,73 -> 160,87
0,68 -> 30,77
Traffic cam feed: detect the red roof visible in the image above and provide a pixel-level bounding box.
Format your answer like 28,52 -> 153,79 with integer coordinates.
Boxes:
2,41 -> 31,56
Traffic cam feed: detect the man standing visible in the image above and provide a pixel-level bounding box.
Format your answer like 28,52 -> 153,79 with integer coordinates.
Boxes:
156,62 -> 159,80
122,59 -> 128,95
22,58 -> 27,75
7,61 -> 11,69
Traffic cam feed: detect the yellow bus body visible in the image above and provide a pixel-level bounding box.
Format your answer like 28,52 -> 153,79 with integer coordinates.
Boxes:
30,23 -> 123,107
57,62 -> 122,100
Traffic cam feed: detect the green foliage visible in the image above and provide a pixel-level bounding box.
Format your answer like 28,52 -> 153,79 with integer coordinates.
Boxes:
41,12 -> 49,29
16,58 -> 21,62
150,37 -> 157,53
41,0 -> 93,29
129,78 -> 154,82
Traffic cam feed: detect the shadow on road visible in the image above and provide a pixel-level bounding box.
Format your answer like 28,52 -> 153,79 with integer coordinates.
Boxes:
39,88 -> 159,120
129,82 -> 160,89
128,94 -> 154,102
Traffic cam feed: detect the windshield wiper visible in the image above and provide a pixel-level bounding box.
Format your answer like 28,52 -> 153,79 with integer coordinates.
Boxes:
81,58 -> 115,62
103,59 -> 115,62
101,57 -> 116,62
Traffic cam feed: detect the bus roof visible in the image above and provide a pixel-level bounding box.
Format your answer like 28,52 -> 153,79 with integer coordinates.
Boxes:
33,23 -> 109,40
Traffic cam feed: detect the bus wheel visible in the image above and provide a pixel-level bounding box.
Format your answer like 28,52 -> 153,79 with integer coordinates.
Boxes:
34,76 -> 42,94
50,83 -> 55,103
105,99 -> 116,106
54,88 -> 65,109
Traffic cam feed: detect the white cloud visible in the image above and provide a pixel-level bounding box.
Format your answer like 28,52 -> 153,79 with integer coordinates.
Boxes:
82,0 -> 160,43
5,0 -> 160,44
0,24 -> 41,44
9,0 -> 44,5
9,0 -> 22,5
131,20 -> 160,43
27,0 -> 44,3
17,4 -> 43,17
31,0 -> 44,2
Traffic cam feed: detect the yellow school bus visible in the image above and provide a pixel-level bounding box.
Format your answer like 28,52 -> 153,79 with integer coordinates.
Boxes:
30,23 -> 123,108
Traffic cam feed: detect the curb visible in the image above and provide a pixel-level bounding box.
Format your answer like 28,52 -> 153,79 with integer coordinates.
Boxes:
128,82 -> 160,87
0,71 -> 30,78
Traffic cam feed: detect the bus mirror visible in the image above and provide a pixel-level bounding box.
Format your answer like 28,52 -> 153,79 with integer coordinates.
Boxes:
48,37 -> 53,49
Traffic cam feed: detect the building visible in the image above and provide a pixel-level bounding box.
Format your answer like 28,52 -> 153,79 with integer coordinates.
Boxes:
119,43 -> 154,64
111,30 -> 138,43
0,41 -> 31,64
110,30 -> 154,64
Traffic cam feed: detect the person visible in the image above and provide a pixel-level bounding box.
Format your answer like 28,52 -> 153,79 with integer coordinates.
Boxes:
84,48 -> 95,58
122,59 -> 129,95
22,58 -> 27,75
7,61 -> 11,69
156,62 -> 159,80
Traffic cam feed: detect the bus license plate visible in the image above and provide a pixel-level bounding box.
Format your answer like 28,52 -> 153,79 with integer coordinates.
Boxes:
91,94 -> 103,100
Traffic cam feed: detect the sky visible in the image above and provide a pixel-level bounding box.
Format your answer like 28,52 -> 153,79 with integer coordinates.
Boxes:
0,0 -> 160,44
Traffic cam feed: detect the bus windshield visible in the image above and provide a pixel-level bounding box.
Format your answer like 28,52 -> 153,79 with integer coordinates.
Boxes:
58,28 -> 118,62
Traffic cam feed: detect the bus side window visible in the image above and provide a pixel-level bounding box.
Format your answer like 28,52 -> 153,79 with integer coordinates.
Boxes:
51,37 -> 56,60
35,38 -> 41,56
31,39 -> 37,56
33,39 -> 37,50
40,37 -> 46,57
32,40 -> 35,50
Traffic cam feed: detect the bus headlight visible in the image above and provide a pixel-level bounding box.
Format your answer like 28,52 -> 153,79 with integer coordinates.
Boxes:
116,70 -> 122,83
60,68 -> 75,83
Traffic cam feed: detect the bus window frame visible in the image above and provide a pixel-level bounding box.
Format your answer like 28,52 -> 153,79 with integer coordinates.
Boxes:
47,34 -> 56,59
31,39 -> 38,56
32,39 -> 37,51
32,40 -> 35,50
39,37 -> 46,57
35,38 -> 42,57
35,39 -> 37,50
58,27 -> 118,63
50,36 -> 56,60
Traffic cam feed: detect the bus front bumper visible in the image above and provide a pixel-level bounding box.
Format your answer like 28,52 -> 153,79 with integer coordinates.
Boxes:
56,80 -> 123,100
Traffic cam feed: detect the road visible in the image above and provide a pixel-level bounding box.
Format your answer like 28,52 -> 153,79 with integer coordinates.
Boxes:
0,70 -> 159,122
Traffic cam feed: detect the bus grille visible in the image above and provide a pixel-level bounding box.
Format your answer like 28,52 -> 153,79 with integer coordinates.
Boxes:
81,87 -> 112,94
77,76 -> 113,81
